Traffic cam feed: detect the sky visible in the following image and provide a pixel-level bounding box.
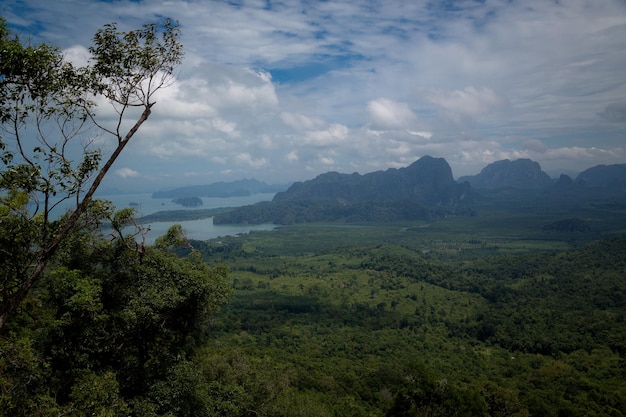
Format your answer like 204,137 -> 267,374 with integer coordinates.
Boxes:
4,0 -> 626,192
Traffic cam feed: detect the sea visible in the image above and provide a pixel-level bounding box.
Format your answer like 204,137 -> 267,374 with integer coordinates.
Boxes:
78,192 -> 277,244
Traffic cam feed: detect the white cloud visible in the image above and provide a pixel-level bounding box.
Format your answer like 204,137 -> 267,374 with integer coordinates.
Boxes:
281,112 -> 325,130
318,155 -> 336,166
211,118 -> 240,138
235,153 -> 268,168
6,0 -> 626,187
62,45 -> 90,67
425,86 -> 508,122
286,150 -> 299,162
408,131 -> 433,139
115,168 -> 140,178
367,98 -> 418,130
303,123 -> 350,147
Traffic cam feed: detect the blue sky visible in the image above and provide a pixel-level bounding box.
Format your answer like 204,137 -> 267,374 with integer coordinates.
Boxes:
4,0 -> 626,191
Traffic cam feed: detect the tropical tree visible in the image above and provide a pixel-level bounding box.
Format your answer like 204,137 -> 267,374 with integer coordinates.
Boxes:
0,212 -> 232,415
0,16 -> 183,330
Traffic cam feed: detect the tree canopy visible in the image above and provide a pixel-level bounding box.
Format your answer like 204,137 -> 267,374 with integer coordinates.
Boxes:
0,16 -> 183,329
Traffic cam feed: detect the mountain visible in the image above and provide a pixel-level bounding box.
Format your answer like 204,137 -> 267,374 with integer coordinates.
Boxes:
458,159 -> 552,189
178,158 -> 626,226
575,164 -> 626,188
274,155 -> 468,207
214,156 -> 472,225
152,179 -> 287,199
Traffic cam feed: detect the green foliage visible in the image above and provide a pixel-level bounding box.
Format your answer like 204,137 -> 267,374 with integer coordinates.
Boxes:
68,371 -> 129,417
89,18 -> 182,107
0,217 -> 231,416
184,223 -> 626,416
0,14 -> 183,330
154,223 -> 189,250
386,362 -> 487,416
3,204 -> 626,415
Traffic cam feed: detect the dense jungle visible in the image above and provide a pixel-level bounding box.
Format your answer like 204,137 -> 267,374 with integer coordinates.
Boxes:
188,204 -> 626,417
6,200 -> 626,416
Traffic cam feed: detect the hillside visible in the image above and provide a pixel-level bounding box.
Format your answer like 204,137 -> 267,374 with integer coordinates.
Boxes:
139,158 -> 626,226
459,159 -> 626,210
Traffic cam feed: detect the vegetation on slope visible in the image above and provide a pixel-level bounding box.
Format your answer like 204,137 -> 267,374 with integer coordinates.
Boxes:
185,222 -> 626,416
2,202 -> 626,415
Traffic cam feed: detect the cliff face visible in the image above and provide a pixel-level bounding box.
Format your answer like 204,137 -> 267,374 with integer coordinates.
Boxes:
458,159 -> 552,190
274,155 -> 468,208
575,164 -> 626,188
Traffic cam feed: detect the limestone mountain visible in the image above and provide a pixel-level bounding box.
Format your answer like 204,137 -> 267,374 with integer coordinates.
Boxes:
458,159 -> 552,189
575,164 -> 626,188
274,155 -> 469,207
214,156 -> 472,225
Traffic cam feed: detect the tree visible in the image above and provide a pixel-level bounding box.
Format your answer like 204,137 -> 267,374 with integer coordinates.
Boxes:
0,16 -> 183,330
0,214 -> 232,415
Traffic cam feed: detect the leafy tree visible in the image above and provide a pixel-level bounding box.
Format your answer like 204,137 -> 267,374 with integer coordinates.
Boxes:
0,211 -> 231,415
0,16 -> 183,330
386,362 -> 487,417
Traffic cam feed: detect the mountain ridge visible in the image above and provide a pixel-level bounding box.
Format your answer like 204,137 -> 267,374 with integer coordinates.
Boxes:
457,158 -> 553,189
213,157 -> 626,225
215,156 -> 473,224
152,179 -> 287,199
274,156 -> 468,207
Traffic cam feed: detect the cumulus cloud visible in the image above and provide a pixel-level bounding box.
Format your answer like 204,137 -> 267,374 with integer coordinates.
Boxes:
7,0 -> 626,187
522,139 -> 549,153
408,131 -> 433,140
286,150 -> 299,162
303,123 -> 349,146
367,98 -> 418,130
211,118 -> 240,138
62,45 -> 90,67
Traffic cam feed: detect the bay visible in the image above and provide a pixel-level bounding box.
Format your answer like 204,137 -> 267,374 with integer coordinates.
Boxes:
94,192 -> 277,244
97,192 -> 276,217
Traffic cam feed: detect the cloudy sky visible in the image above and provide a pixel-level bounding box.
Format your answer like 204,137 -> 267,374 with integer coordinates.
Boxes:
4,0 -> 626,191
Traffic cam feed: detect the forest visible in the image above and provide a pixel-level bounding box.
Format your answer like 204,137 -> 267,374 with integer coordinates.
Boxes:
3,197 -> 626,416
187,210 -> 626,416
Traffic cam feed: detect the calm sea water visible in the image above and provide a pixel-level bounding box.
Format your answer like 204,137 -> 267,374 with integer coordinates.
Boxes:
93,192 -> 277,244
98,192 -> 276,218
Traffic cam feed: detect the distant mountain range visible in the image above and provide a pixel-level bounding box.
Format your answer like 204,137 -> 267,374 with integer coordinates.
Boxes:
152,179 -> 287,199
575,164 -> 626,188
215,156 -> 473,224
457,159 -> 553,189
459,158 -> 626,190
213,157 -> 626,225
274,156 -> 469,207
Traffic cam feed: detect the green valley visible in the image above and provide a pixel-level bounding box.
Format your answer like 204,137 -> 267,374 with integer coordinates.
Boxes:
183,208 -> 626,416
